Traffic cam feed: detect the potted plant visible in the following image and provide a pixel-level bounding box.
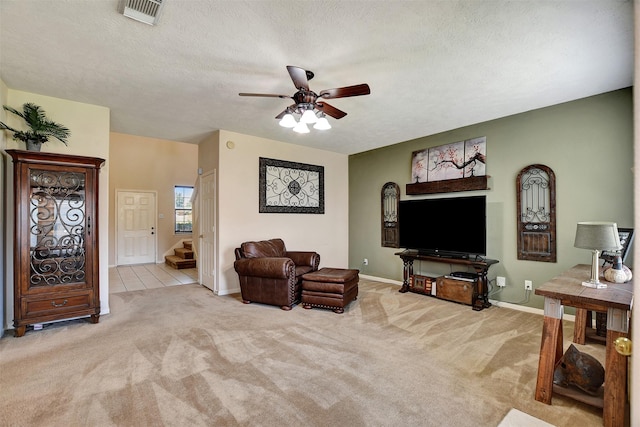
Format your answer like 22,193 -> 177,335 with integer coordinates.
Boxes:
0,103 -> 70,151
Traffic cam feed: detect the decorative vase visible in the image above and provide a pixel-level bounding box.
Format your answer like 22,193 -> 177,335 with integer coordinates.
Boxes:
603,255 -> 632,283
25,140 -> 42,151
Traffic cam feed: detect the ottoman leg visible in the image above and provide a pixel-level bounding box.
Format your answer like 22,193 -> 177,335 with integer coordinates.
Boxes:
333,307 -> 344,314
303,303 -> 312,309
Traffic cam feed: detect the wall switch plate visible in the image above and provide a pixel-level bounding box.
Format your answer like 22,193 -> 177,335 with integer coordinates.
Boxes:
496,276 -> 506,287
363,258 -> 369,265
525,280 -> 533,290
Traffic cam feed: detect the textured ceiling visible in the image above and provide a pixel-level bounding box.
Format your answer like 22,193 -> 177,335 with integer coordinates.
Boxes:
0,1 -> 633,155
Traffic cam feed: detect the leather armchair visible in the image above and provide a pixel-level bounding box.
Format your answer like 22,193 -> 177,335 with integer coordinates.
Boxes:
233,238 -> 320,310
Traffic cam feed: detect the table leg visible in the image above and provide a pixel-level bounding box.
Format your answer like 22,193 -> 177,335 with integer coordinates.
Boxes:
472,267 -> 491,310
399,258 -> 413,293
603,308 -> 629,427
535,297 -> 563,404
573,308 -> 587,344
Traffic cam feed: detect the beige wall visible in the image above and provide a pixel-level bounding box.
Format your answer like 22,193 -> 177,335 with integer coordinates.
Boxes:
201,130 -> 349,295
349,88 -> 633,310
109,133 -> 199,265
1,89 -> 110,331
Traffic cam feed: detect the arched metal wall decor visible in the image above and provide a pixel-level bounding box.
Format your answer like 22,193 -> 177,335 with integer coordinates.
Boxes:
516,164 -> 556,262
381,182 -> 400,247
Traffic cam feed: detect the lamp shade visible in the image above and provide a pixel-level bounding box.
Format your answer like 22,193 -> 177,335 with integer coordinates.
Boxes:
300,109 -> 318,124
278,113 -> 297,128
313,116 -> 331,130
292,121 -> 310,134
574,222 -> 622,251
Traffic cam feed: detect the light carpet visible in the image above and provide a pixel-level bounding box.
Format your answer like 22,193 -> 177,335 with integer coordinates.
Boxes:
0,280 -> 608,426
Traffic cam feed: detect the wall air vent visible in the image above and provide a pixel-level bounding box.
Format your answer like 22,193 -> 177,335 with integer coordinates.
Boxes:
119,0 -> 165,25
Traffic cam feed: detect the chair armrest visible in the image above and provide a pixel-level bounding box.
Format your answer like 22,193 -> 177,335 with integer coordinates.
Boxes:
234,257 -> 295,279
286,251 -> 320,270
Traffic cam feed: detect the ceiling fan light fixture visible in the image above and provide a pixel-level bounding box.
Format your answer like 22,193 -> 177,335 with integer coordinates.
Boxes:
293,122 -> 310,134
313,116 -> 331,130
240,66 -> 371,134
279,113 -> 297,128
300,108 -> 318,124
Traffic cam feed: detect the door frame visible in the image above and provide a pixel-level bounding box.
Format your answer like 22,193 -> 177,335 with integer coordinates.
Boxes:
115,189 -> 158,265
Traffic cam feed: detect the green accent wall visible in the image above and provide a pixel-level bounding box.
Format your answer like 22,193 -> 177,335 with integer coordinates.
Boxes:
349,88 -> 633,309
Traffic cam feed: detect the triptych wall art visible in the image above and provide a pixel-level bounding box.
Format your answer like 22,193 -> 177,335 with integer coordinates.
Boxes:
410,136 -> 486,183
259,157 -> 324,214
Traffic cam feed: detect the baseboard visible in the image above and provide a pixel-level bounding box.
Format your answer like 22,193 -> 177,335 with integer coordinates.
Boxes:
360,274 -> 577,322
489,299 -> 575,322
359,274 -> 403,286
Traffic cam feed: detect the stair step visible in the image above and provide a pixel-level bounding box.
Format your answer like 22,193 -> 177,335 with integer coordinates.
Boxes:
174,247 -> 194,259
183,241 -> 193,250
165,255 -> 196,269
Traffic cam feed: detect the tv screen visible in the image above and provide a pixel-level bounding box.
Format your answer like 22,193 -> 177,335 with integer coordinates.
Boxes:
398,195 -> 486,258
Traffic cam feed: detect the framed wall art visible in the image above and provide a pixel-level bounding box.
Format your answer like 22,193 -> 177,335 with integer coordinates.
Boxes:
601,227 -> 634,264
410,136 -> 486,183
259,157 -> 324,214
516,164 -> 556,263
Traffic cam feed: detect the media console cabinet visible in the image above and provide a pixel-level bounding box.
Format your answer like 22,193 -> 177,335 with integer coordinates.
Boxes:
395,250 -> 499,311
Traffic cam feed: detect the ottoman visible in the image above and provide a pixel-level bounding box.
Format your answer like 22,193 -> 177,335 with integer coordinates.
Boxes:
301,268 -> 359,314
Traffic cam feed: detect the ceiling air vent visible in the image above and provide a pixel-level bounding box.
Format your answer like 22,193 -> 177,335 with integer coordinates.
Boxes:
119,0 -> 165,25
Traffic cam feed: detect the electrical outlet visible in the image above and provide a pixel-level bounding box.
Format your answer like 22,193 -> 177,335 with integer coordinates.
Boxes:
496,276 -> 506,287
525,280 -> 533,291
363,258 -> 369,266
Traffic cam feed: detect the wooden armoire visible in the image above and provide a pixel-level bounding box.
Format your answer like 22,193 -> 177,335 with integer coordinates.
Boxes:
7,150 -> 105,337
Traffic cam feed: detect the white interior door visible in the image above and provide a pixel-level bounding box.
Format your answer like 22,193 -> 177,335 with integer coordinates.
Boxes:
199,171 -> 216,291
116,190 -> 157,265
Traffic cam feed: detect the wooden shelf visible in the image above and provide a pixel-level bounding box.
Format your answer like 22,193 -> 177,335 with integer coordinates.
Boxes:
552,384 -> 604,409
585,327 -> 607,345
406,175 -> 489,195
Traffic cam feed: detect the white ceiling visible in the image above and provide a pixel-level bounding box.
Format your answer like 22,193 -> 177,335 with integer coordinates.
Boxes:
0,1 -> 633,155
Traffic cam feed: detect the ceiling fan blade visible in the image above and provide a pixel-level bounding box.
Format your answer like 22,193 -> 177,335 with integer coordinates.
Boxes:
239,93 -> 291,99
319,84 -> 371,99
287,66 -> 310,91
316,102 -> 347,119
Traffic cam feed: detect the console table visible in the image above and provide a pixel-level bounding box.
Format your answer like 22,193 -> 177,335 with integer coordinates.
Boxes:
534,264 -> 632,427
395,250 -> 499,311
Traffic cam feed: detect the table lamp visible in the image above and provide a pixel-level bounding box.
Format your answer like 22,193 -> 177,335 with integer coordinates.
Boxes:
574,221 -> 622,289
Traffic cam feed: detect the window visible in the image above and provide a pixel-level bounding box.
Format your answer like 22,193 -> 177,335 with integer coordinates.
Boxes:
175,186 -> 193,233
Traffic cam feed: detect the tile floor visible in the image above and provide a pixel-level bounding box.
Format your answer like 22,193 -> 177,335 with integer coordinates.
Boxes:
109,263 -> 198,294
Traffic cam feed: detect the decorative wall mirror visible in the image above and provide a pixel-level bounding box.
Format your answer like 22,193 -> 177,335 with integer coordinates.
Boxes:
516,164 -> 556,262
381,182 -> 400,247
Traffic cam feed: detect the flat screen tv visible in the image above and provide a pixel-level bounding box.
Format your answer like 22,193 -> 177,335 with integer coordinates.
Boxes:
398,195 -> 486,259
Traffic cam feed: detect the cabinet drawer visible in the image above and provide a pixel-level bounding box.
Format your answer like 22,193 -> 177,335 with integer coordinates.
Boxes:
436,277 -> 475,305
23,293 -> 92,317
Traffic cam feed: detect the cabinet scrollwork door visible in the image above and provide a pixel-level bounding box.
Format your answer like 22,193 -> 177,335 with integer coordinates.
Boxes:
516,164 -> 556,262
381,182 -> 400,248
8,150 -> 104,337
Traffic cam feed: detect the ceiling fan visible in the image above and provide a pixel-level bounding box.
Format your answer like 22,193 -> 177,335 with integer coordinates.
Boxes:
239,65 -> 371,132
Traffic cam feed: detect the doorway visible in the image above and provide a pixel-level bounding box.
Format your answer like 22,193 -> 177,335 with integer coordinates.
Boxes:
116,190 -> 157,265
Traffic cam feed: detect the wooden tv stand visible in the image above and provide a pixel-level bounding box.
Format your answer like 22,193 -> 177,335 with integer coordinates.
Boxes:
395,250 -> 499,311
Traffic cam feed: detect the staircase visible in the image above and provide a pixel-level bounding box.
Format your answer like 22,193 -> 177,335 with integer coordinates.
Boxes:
165,240 -> 196,269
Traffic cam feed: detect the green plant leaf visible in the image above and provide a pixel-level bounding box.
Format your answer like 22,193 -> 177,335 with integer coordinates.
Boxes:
0,103 -> 70,145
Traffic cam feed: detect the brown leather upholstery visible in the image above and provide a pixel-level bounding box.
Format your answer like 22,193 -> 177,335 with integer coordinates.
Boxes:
301,268 -> 359,314
233,238 -> 320,310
